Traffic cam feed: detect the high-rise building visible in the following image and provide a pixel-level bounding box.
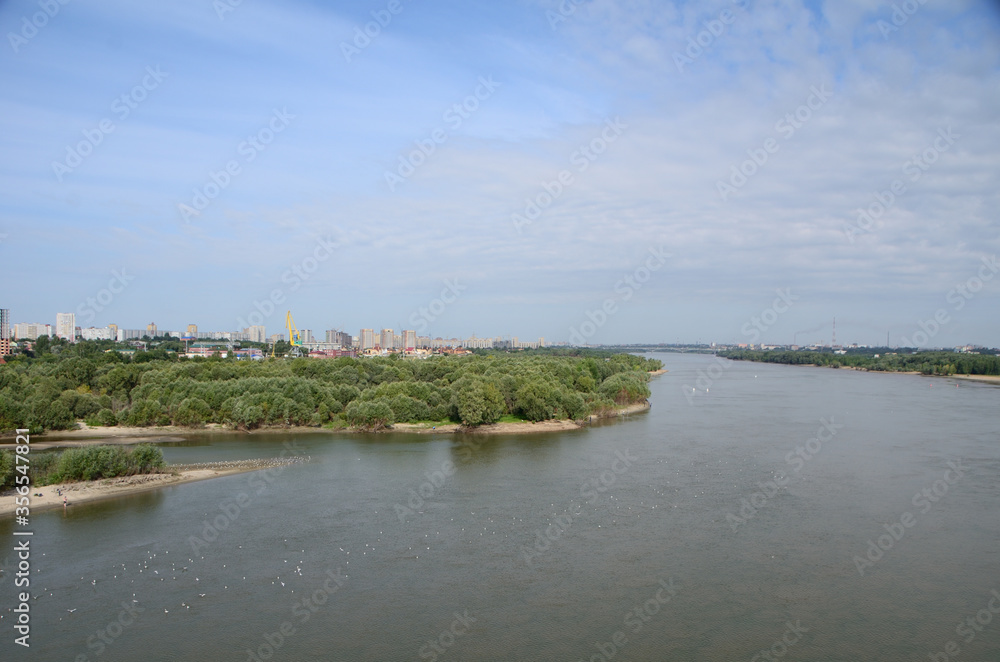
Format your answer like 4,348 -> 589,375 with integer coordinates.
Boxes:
146,322 -> 157,337
187,324 -> 198,337
108,323 -> 118,340
56,313 -> 76,341
0,309 -> 9,357
117,328 -> 143,342
380,329 -> 394,350
360,329 -> 375,349
13,323 -> 52,340
81,327 -> 113,341
244,325 -> 266,343
403,330 -> 417,350
325,330 -> 352,348
301,329 -> 314,344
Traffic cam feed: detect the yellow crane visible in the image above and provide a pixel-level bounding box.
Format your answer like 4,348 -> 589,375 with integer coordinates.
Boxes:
286,311 -> 304,357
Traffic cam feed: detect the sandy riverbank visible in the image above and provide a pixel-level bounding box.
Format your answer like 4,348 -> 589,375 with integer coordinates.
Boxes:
6,400 -> 655,444
947,374 -> 1000,383
0,458 -> 306,517
760,362 -> 1000,384
392,401 -> 651,434
0,423 -> 336,449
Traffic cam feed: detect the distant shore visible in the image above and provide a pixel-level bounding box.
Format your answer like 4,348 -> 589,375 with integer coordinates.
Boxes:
806,364 -> 1000,383
0,457 -> 304,517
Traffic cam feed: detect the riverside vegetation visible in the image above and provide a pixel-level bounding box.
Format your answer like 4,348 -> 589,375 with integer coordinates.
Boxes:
719,348 -> 1000,376
0,444 -> 166,489
0,341 -> 662,433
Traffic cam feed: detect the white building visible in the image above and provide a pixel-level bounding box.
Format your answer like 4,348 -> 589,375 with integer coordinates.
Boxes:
244,325 -> 266,343
56,312 -> 76,341
13,323 -> 52,340
81,326 -> 114,341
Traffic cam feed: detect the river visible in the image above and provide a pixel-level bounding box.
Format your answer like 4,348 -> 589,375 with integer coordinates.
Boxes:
3,352 -> 998,661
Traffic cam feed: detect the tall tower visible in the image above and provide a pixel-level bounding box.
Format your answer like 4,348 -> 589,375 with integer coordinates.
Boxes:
56,312 -> 76,341
832,317 -> 837,348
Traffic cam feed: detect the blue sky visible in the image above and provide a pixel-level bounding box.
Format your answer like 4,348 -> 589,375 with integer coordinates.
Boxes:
2,0 -> 999,347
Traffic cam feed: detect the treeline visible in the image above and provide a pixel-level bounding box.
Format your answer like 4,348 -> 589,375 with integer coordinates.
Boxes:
0,343 -> 661,433
718,349 -> 1000,376
0,444 -> 165,489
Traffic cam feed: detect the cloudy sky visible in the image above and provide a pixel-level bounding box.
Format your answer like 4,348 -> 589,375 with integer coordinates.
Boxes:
2,0 -> 998,347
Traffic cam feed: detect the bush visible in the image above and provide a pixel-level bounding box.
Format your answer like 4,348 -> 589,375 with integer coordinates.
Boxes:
174,397 -> 211,427
454,382 -> 505,426
47,444 -> 165,484
515,380 -> 557,422
345,399 -> 394,431
597,372 -> 650,405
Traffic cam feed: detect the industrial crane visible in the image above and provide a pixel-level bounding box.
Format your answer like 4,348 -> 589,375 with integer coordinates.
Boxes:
286,311 -> 304,357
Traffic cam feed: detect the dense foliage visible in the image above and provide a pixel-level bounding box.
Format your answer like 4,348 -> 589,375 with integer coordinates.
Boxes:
718,349 -> 1000,376
0,444 -> 165,489
0,342 -> 661,433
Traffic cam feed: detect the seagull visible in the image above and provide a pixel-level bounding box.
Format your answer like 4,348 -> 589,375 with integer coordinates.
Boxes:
67,609 -> 76,613
198,594 -> 206,597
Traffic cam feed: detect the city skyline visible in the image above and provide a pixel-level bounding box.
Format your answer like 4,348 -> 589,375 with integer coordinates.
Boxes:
4,304 -> 995,351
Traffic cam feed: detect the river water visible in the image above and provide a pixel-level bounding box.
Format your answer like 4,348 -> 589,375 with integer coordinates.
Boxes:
3,352 -> 998,661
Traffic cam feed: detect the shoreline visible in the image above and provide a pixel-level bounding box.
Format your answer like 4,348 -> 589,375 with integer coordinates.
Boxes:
727,359 -> 1000,383
393,401 -> 651,434
3,401 -> 654,445
0,458 -> 304,517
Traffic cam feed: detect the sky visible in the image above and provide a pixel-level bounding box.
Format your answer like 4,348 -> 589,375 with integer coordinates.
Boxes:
1,0 -> 999,348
